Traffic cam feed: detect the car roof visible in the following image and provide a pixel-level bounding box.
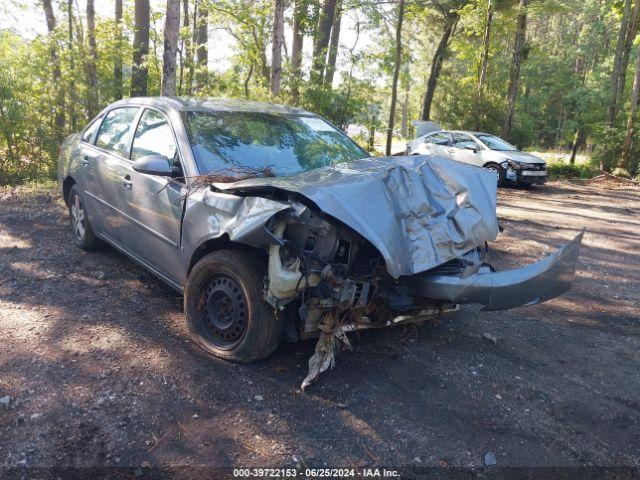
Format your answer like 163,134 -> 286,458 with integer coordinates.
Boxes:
427,130 -> 491,136
108,96 -> 312,116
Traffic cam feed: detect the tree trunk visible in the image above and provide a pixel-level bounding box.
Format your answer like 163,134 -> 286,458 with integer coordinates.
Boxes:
616,0 -> 640,113
502,0 -> 529,139
386,0 -> 405,156
41,0 -> 65,140
368,124 -> 375,151
324,0 -> 342,87
259,32 -> 270,86
162,0 -> 181,96
477,0 -> 492,95
114,0 -> 123,99
621,48 -> 640,170
86,0 -> 98,117
400,59 -> 410,138
131,0 -> 150,96
569,128 -> 585,165
67,0 -> 78,131
606,0 -> 633,126
291,0 -> 304,102
195,1 -> 208,90
420,11 -> 458,121
244,63 -> 254,98
187,1 -> 198,94
270,0 -> 285,96
475,0 -> 492,130
179,0 -> 190,94
311,0 -> 337,84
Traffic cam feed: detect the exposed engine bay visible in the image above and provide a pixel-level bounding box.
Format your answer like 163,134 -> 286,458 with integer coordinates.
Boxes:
264,206 -> 462,388
208,156 -> 583,389
266,206 -> 462,336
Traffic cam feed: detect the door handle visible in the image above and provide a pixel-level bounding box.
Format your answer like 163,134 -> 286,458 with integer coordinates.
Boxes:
81,155 -> 91,167
122,175 -> 133,190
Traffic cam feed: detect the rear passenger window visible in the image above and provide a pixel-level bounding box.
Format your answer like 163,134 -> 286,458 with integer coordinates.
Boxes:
426,132 -> 450,145
131,109 -> 177,160
81,116 -> 102,143
95,107 -> 139,157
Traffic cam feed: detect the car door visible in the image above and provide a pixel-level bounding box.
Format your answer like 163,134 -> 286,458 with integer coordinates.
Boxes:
118,108 -> 186,283
74,115 -> 104,229
84,107 -> 140,242
420,132 -> 452,157
451,133 -> 483,166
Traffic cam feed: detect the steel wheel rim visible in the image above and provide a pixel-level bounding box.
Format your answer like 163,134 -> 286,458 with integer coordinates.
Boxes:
198,275 -> 247,349
71,194 -> 86,241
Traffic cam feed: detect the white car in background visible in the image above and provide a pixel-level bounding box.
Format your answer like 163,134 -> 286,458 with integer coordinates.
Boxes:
406,130 -> 547,187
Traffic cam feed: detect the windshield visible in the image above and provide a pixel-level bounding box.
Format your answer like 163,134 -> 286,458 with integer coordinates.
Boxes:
184,111 -> 369,176
476,134 -> 518,151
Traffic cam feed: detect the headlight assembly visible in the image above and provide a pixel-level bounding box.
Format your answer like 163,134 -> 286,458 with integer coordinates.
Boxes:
504,159 -> 523,169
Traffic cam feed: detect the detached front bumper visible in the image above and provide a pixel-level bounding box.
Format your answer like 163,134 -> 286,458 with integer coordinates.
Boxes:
409,232 -> 583,311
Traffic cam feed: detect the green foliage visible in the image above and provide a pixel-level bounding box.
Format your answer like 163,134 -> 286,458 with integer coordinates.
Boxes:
611,167 -> 631,178
547,161 -> 599,179
0,32 -> 56,184
592,127 -> 624,172
299,84 -> 370,130
1,0 -> 639,185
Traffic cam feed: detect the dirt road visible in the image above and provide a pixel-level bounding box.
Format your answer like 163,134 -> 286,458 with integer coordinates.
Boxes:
1,181 -> 639,477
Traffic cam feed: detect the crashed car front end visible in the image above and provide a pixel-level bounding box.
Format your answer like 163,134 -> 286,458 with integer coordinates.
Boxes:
199,156 -> 582,386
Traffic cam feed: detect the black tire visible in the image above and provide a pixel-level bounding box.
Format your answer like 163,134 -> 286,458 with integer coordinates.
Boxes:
485,163 -> 506,187
68,185 -> 102,250
184,250 -> 282,363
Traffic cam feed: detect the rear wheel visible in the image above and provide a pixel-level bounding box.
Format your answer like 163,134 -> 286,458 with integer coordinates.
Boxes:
68,185 -> 102,250
184,250 -> 282,363
485,163 -> 505,187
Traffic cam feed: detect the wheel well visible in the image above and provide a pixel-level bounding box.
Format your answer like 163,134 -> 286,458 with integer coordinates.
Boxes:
483,161 -> 501,168
187,235 -> 266,276
62,177 -> 76,206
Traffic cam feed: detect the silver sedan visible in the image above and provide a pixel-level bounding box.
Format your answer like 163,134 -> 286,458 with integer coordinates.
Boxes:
58,98 -> 577,375
407,130 -> 548,186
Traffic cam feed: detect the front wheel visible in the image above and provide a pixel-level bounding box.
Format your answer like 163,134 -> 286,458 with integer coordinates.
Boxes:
485,163 -> 506,187
68,185 -> 102,250
184,250 -> 283,363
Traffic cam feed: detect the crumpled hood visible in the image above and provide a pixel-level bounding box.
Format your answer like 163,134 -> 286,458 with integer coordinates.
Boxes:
213,156 -> 499,279
500,151 -> 545,164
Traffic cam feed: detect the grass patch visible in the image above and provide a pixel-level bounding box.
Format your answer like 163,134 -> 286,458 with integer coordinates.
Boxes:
547,161 -> 599,180
1,178 -> 57,196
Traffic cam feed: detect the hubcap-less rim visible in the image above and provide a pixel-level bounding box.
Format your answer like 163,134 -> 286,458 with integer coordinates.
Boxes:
199,275 -> 247,348
71,194 -> 86,241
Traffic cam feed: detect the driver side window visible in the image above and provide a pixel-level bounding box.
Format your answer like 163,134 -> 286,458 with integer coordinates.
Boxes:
131,109 -> 177,161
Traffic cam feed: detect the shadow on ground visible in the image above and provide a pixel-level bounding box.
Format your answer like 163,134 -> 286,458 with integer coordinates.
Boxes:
0,182 -> 639,471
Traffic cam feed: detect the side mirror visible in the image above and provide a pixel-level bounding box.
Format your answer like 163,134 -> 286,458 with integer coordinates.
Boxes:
464,145 -> 479,153
132,155 -> 173,176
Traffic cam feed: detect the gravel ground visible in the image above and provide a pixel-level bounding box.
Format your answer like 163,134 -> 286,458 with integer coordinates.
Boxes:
0,180 -> 639,478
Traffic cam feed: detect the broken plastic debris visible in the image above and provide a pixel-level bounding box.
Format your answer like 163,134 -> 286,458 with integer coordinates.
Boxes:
484,451 -> 497,466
